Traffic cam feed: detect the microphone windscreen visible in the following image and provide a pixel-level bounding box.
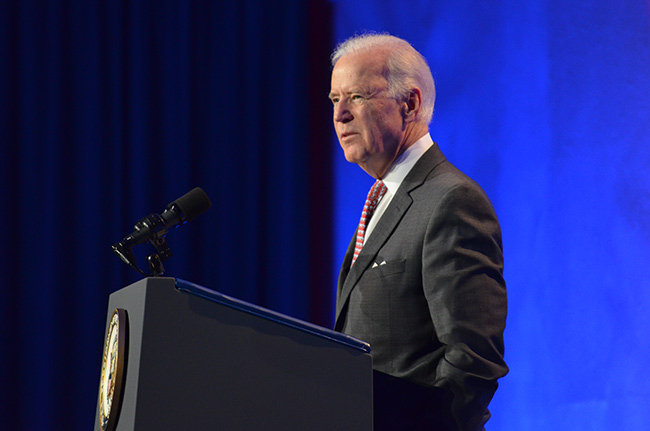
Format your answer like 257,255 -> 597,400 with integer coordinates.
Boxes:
171,187 -> 212,222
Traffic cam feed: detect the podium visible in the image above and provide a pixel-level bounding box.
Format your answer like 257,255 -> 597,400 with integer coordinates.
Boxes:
94,277 -> 373,431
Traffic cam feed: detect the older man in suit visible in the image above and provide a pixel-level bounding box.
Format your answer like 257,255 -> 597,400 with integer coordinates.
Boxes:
329,34 -> 508,431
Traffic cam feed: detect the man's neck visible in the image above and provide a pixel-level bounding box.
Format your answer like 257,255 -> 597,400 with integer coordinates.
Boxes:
363,124 -> 429,179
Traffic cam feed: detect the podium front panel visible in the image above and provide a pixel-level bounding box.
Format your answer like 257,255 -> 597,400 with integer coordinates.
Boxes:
94,277 -> 373,431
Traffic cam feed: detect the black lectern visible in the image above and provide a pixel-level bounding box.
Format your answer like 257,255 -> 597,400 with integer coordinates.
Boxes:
94,277 -> 373,431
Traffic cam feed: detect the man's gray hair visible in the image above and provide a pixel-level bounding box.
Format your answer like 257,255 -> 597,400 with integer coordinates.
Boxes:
331,33 -> 436,124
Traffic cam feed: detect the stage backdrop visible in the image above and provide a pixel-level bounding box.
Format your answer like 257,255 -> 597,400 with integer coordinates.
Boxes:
0,1 -> 333,430
331,0 -> 650,430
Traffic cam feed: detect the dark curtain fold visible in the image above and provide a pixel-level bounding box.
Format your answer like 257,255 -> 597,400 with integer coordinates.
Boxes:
0,1 -> 333,429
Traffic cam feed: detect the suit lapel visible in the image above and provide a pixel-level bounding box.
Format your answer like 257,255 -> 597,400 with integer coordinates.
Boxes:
334,144 -> 447,327
336,231 -> 356,300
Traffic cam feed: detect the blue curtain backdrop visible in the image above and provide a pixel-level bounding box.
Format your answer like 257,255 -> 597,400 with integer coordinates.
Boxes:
0,1 -> 333,430
331,0 -> 650,430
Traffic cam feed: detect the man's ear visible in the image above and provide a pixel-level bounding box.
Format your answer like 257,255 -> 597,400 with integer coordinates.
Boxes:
402,88 -> 422,123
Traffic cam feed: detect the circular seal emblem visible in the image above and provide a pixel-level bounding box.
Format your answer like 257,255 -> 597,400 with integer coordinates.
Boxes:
99,308 -> 128,431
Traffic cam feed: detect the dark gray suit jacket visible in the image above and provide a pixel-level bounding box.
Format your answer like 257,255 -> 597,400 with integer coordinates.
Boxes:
335,144 -> 508,431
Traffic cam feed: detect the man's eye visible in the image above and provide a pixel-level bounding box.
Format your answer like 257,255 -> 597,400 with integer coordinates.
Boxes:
331,97 -> 339,104
351,94 -> 363,101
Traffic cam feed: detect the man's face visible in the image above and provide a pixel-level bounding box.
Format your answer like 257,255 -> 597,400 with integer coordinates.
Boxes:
329,50 -> 405,178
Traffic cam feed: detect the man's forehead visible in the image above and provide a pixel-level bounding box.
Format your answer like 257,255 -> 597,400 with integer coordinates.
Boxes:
333,51 -> 383,73
329,83 -> 373,94
331,54 -> 388,91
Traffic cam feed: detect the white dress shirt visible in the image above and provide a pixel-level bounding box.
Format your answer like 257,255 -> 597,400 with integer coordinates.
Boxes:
363,133 -> 435,244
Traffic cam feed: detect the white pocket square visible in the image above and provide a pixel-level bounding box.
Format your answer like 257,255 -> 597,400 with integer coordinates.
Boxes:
371,260 -> 387,268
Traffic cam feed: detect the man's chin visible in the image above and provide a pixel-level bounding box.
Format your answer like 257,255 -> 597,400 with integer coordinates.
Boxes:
342,148 -> 368,165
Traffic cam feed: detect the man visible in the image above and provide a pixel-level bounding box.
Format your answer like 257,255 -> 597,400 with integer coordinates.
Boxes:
330,34 -> 508,431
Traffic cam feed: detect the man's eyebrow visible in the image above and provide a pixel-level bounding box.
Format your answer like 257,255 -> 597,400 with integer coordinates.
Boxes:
328,88 -> 372,99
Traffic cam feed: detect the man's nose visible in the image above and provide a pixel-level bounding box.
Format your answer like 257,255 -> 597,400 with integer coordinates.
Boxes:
333,101 -> 353,123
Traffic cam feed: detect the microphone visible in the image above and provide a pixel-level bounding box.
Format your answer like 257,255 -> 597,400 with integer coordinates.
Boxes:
120,187 -> 211,248
112,187 -> 211,274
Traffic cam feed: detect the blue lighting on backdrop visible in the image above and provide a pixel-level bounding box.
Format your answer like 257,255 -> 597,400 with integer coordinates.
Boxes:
331,1 -> 650,429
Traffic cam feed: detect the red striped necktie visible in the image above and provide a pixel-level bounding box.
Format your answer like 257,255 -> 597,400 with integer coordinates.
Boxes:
352,180 -> 388,265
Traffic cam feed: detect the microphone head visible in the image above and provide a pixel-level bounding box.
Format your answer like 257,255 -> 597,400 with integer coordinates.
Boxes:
169,187 -> 212,222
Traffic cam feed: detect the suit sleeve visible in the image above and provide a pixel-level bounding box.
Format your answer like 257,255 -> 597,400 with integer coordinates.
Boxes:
422,182 -> 508,431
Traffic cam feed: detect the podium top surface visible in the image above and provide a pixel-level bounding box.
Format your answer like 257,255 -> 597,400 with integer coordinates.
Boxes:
175,279 -> 371,353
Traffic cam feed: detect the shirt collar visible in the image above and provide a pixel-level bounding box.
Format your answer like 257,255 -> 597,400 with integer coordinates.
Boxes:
381,133 -> 434,195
